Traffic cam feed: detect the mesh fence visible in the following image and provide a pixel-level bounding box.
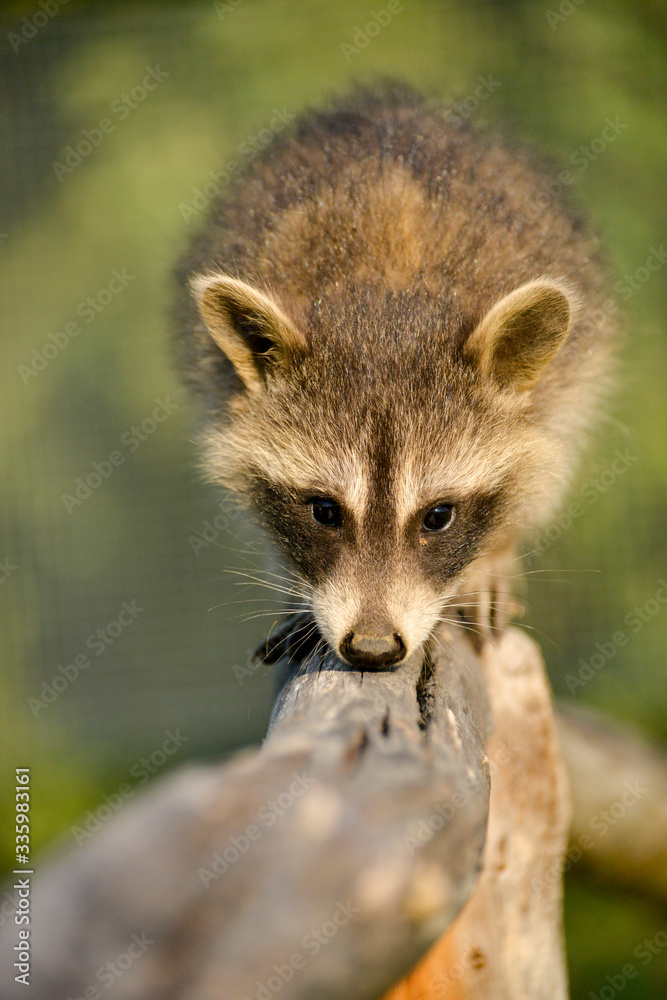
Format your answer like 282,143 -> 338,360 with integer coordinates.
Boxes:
0,1 -> 665,994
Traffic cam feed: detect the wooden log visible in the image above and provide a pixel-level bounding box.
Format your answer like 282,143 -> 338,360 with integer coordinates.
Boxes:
10,618 -> 660,1000
556,702 -> 667,902
0,622 -> 491,1000
384,628 -> 572,1000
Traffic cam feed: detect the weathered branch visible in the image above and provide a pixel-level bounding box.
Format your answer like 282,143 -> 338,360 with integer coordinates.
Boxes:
0,624 -> 491,1000
556,702 -> 667,902
3,619 -> 661,1000
385,628 -> 571,1000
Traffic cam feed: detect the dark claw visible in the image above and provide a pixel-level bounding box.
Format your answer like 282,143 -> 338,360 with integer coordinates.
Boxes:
254,612 -> 321,665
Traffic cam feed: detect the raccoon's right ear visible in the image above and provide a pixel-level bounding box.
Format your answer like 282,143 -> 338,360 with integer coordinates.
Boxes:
464,278 -> 578,392
190,274 -> 306,393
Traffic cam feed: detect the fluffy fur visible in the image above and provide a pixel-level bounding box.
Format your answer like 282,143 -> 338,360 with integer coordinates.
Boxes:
173,83 -> 616,665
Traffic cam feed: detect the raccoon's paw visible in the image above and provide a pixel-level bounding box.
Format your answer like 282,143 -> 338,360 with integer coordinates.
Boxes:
254,612 -> 320,665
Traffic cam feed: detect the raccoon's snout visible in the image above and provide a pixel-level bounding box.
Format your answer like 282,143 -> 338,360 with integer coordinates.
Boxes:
339,630 -> 406,669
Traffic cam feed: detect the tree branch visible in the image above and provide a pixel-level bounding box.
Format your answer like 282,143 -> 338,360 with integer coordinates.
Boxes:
0,624 -> 490,1000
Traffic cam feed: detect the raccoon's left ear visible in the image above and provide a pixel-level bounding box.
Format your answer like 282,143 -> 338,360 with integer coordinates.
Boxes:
190,274 -> 306,393
465,279 -> 578,391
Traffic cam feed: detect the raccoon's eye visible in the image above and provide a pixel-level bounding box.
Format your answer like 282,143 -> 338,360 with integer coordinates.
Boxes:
422,503 -> 455,532
310,497 -> 342,528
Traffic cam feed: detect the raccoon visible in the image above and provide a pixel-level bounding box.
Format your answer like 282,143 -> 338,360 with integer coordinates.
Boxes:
174,84 -> 615,669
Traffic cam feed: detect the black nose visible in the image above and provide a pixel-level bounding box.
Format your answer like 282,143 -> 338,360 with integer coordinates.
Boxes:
339,631 -> 406,669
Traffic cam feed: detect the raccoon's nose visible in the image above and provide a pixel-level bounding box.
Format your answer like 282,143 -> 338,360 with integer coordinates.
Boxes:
340,631 -> 406,669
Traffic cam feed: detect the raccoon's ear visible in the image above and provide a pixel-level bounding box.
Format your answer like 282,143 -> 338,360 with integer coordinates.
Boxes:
190,274 -> 306,393
465,279 -> 577,391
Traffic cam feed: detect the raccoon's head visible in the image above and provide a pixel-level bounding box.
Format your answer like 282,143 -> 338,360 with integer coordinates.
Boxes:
190,272 -> 577,668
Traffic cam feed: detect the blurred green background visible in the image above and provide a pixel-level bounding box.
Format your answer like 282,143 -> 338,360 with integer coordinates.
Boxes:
0,0 -> 665,995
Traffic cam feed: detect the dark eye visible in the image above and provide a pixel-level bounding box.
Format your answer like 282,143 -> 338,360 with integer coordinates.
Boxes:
422,503 -> 455,532
310,497 -> 342,527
